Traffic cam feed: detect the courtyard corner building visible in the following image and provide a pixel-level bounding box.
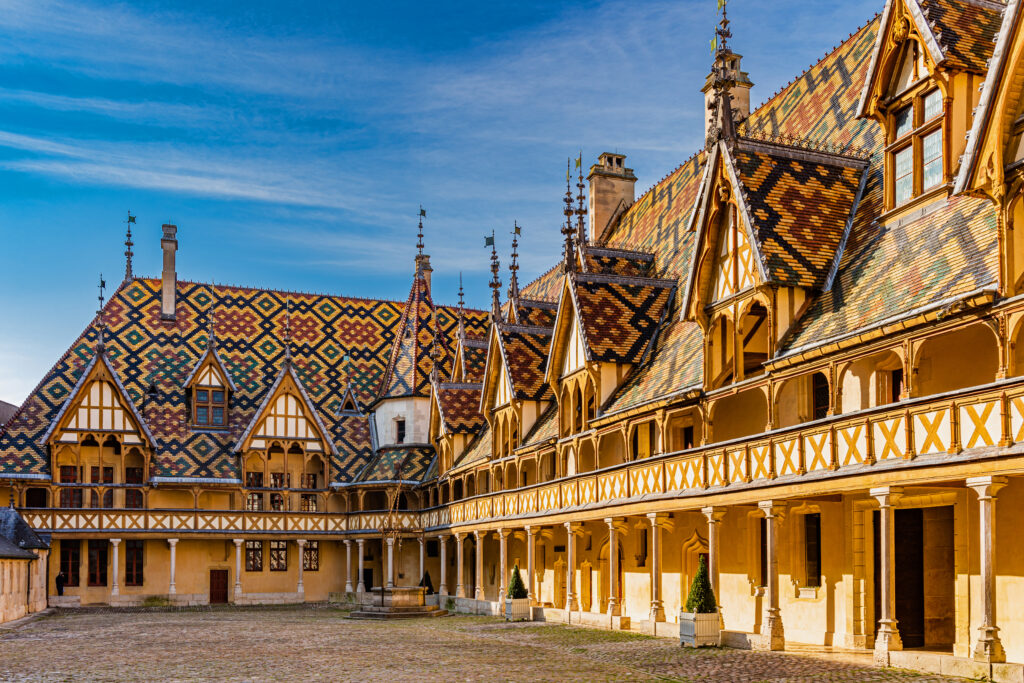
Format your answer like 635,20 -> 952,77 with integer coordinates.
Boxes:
4,0 -> 1024,679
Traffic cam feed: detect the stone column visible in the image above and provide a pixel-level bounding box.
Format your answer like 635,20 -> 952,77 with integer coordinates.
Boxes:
647,513 -> 670,622
525,526 -> 535,602
564,522 -> 580,612
343,540 -> 353,593
418,536 -> 426,583
455,533 -> 466,598
757,501 -> 786,651
438,535 -> 449,597
385,537 -> 395,589
110,539 -> 121,597
605,518 -> 624,616
870,488 -> 902,664
497,529 -> 508,601
356,539 -> 366,593
701,506 -> 727,612
296,539 -> 306,595
473,530 -> 484,601
233,539 -> 243,597
967,476 -> 1008,663
167,538 -> 178,596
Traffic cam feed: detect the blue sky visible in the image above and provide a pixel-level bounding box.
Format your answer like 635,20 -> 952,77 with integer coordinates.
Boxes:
0,0 -> 879,404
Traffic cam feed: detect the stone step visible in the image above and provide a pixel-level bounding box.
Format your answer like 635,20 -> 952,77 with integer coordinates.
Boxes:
347,609 -> 448,620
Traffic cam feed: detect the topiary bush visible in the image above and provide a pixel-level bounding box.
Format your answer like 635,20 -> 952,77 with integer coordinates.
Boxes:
507,564 -> 528,599
684,556 -> 717,613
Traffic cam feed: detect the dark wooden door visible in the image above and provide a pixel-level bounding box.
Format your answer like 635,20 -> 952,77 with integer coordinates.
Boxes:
362,567 -> 374,591
873,508 -> 925,648
210,569 -> 228,604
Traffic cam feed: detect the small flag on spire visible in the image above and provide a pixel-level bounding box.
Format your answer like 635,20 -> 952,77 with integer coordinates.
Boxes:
718,0 -> 726,11
710,36 -> 717,54
512,222 -> 521,236
419,207 -> 426,217
126,214 -> 136,224
484,234 -> 494,247
575,155 -> 582,170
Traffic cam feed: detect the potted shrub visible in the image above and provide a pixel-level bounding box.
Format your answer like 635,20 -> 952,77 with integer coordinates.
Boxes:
504,564 -> 531,621
680,556 -> 720,647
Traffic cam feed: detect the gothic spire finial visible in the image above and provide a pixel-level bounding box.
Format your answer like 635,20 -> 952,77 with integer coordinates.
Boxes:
706,0 -> 738,149
562,158 -> 577,273
95,274 -> 107,351
486,231 -> 502,321
416,205 -> 426,257
575,153 -> 587,245
124,211 -> 135,282
457,272 -> 466,340
283,299 -> 292,362
508,222 -> 521,302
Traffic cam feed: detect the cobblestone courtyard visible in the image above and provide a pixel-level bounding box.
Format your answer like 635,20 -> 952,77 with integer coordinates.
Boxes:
0,606 -> 970,682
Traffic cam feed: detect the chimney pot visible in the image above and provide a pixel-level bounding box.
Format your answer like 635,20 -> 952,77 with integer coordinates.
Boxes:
161,224 -> 178,320
415,253 -> 432,290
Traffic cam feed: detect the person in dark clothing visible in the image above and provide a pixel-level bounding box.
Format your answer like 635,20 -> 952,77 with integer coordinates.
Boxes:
55,571 -> 66,596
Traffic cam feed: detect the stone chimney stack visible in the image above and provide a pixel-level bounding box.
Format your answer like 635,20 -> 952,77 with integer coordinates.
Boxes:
701,52 -> 753,142
415,253 -> 432,290
587,153 -> 637,243
160,224 -> 178,320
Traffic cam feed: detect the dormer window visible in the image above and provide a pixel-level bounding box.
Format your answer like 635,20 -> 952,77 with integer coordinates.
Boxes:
185,345 -> 234,429
194,387 -> 227,427
888,88 -> 945,207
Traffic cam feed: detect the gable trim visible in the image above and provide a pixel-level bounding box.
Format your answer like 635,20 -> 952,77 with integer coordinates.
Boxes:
182,345 -> 237,392
825,165 -> 872,292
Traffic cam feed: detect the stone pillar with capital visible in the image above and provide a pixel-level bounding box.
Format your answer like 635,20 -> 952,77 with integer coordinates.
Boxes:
564,522 -> 580,612
418,536 -> 426,584
343,540 -> 353,593
525,526 -> 535,603
497,529 -> 508,601
296,539 -> 306,595
356,539 -> 366,593
473,530 -> 484,601
701,506 -> 727,617
647,513 -> 670,622
870,487 -> 902,664
167,538 -> 179,596
233,539 -> 244,597
110,539 -> 121,597
438,535 -> 449,597
385,537 -> 395,589
455,533 -> 466,598
967,476 -> 1008,663
756,501 -> 786,651
605,518 -> 624,617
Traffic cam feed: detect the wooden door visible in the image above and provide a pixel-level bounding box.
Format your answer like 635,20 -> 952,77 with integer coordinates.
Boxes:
872,508 -> 925,648
210,569 -> 228,604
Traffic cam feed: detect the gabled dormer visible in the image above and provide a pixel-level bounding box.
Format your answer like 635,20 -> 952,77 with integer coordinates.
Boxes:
480,321 -> 553,460
683,137 -> 868,388
547,268 -> 673,437
858,0 -> 1002,213
337,383 -> 362,416
183,330 -> 235,430
428,378 -> 484,476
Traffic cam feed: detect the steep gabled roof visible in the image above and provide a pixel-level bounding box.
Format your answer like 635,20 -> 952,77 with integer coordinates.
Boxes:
182,337 -> 237,392
573,273 -> 676,363
0,505 -> 49,551
481,320 -> 554,411
378,268 -> 449,402
357,445 -> 436,484
434,381 -> 485,434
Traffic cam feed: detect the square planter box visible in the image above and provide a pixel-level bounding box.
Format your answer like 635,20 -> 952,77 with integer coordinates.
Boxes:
680,611 -> 720,647
505,598 -> 531,622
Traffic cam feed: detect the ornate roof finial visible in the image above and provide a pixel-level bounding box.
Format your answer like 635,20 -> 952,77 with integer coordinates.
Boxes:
706,0 -> 738,149
282,299 -> 293,362
124,211 -> 135,282
456,272 -> 466,340
562,158 -> 577,273
508,222 -> 521,304
95,274 -> 108,351
416,205 -> 426,257
575,153 -> 587,245
485,231 -> 502,321
206,303 -> 217,347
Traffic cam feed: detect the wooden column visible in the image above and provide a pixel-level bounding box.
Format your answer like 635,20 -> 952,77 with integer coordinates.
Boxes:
967,476 -> 1008,663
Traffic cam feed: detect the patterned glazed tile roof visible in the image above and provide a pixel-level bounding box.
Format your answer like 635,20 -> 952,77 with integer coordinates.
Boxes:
513,298 -> 558,328
452,423 -> 490,471
582,245 -> 656,277
920,0 -> 1004,73
358,445 -> 435,483
457,338 -> 488,384
605,318 -> 704,415
730,140 -> 868,289
520,402 -> 558,449
378,271 -> 452,401
572,274 -> 676,364
0,277 -> 486,482
499,325 -> 554,402
435,382 -> 485,434
520,265 -> 562,302
781,194 -> 999,353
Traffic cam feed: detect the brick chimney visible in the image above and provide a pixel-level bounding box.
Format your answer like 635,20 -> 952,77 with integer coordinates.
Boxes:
588,153 -> 637,242
160,224 -> 178,320
701,52 -> 753,142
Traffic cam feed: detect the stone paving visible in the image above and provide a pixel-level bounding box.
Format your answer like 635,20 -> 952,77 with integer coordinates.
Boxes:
0,605 -> 971,682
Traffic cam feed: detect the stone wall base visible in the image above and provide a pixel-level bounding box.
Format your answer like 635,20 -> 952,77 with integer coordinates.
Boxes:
47,596 -> 81,608
889,650 -> 1024,683
233,592 -> 304,606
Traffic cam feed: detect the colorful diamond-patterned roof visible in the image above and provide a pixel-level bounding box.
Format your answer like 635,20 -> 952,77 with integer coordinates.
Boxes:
435,383 -> 485,434
520,265 -> 562,302
920,0 -> 1004,73
457,337 -> 488,384
582,245 -> 656,277
0,277 -> 486,481
573,274 -> 676,364
781,194 -> 999,353
378,270 -> 454,401
514,298 -> 558,328
452,423 -> 490,471
358,446 -> 435,483
499,325 -> 554,402
731,141 -> 868,289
